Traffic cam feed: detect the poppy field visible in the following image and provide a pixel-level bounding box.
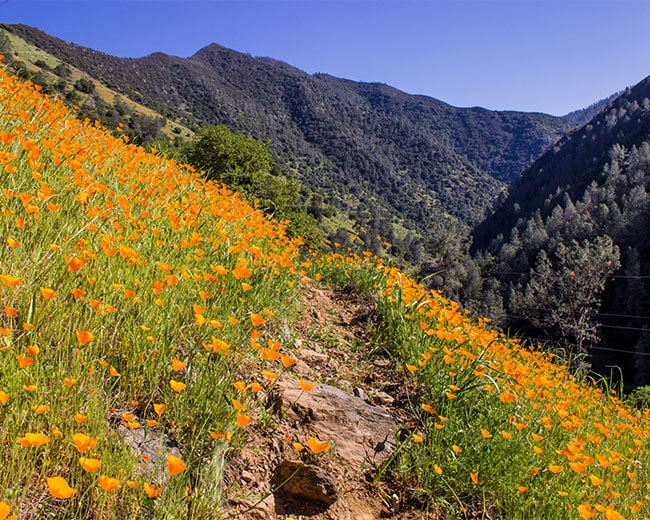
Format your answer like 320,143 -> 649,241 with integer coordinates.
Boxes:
0,63 -> 648,519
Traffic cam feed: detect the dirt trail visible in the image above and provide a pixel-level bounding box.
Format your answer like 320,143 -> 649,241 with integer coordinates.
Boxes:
222,281 -> 433,520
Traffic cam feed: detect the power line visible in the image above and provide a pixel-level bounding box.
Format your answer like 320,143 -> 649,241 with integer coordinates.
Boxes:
586,344 -> 649,356
599,323 -> 650,333
598,312 -> 650,320
523,338 -> 650,357
496,271 -> 650,280
509,309 -> 650,325
589,345 -> 647,356
510,314 -> 649,333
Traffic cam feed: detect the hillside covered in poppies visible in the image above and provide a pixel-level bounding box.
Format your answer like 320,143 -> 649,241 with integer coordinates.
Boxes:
0,65 -> 648,519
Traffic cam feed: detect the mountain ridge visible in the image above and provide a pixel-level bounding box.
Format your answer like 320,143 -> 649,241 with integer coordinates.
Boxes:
471,74 -> 650,388
3,23 -> 577,256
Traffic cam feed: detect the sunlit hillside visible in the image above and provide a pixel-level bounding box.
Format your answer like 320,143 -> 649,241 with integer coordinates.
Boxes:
0,65 -> 648,520
0,63 -> 302,518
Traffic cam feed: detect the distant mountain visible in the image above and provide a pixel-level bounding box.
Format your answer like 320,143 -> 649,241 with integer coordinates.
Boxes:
2,23 -> 578,258
562,92 -> 620,126
473,76 -> 650,389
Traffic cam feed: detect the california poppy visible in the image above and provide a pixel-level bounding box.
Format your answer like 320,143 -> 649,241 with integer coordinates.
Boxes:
166,455 -> 187,476
79,457 -> 102,473
39,287 -> 58,300
306,436 -> 329,454
170,380 -> 186,392
236,413 -> 253,428
76,330 -> 95,346
143,482 -> 162,498
47,476 -> 77,499
18,432 -> 50,447
97,475 -> 120,491
72,433 -> 97,453
249,313 -> 266,327
299,378 -> 315,392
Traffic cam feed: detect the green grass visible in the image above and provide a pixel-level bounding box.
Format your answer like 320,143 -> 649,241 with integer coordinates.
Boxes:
0,64 -> 647,520
306,253 -> 649,520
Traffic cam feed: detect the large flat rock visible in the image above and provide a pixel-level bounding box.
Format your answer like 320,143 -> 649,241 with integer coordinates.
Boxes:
271,380 -> 396,467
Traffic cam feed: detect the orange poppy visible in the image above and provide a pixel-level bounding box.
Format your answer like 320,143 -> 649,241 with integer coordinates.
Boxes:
232,265 -> 253,280
33,404 -> 50,415
17,355 -> 34,368
249,313 -> 266,327
0,501 -> 17,520
79,457 -> 102,473
76,330 -> 95,346
170,380 -> 186,392
39,287 -> 58,300
97,475 -> 120,491
171,358 -> 186,371
143,482 -> 162,498
47,476 -> 77,499
306,436 -> 329,454
18,432 -> 50,447
236,413 -> 253,428
0,274 -> 22,287
299,378 -> 315,392
166,455 -> 187,476
72,433 -> 97,453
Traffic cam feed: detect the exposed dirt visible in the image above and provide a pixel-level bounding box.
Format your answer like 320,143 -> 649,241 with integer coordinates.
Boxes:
221,281 -> 438,519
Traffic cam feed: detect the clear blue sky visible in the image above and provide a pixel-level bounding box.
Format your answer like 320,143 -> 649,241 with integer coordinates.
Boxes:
1,0 -> 649,116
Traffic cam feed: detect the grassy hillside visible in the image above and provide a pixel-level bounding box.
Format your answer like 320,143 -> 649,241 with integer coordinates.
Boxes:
4,24 -> 579,260
0,62 -> 302,518
0,26 -> 193,143
0,65 -> 647,519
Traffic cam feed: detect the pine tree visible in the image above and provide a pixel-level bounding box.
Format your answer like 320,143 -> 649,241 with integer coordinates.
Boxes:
511,236 -> 620,355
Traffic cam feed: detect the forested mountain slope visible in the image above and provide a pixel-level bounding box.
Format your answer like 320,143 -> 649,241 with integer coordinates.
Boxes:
4,23 -> 577,255
472,76 -> 650,389
473,77 -> 650,250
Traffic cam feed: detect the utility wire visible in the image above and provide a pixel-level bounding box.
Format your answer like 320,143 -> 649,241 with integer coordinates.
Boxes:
598,323 -> 650,333
522,338 -> 650,357
514,309 -> 650,321
598,312 -> 650,320
588,345 -> 647,356
508,313 -> 650,333
497,271 -> 650,280
508,308 -> 650,325
581,344 -> 643,356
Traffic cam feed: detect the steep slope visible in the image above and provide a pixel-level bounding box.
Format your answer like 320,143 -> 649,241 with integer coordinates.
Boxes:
473,78 -> 650,250
4,24 -> 576,248
0,63 -> 647,520
472,76 -> 650,388
0,25 -> 192,143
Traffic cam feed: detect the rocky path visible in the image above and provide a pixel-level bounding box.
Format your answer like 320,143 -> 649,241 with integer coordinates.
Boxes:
223,281 -> 431,520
